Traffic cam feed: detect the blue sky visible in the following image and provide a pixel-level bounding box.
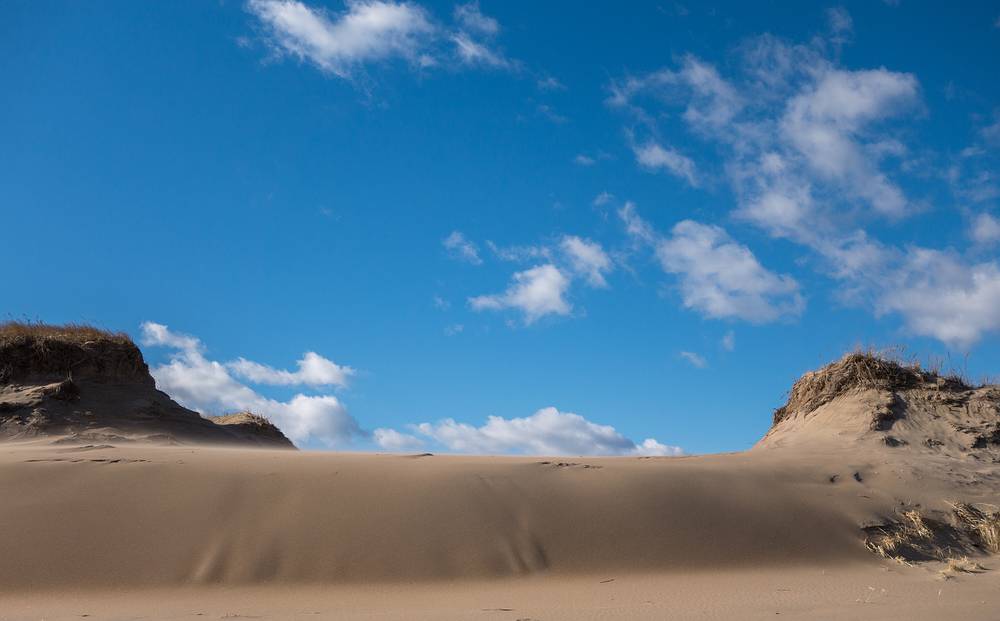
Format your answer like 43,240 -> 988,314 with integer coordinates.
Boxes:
3,0 -> 1000,454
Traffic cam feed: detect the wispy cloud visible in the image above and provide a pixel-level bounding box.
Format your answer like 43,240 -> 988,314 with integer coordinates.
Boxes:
453,1 -> 498,35
246,0 -> 514,78
633,142 -> 698,187
560,235 -> 613,287
443,230 -> 483,264
679,351 -> 707,368
607,19 -> 1000,345
537,76 -> 565,91
721,330 -> 735,351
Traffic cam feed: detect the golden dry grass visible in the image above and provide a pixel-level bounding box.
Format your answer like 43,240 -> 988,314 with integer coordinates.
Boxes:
864,510 -> 933,564
941,556 -> 987,576
0,321 -> 132,347
951,503 -> 1000,554
774,349 -> 973,425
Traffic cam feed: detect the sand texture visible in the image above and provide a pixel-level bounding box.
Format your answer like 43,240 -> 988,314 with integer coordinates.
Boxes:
2,350 -> 1000,618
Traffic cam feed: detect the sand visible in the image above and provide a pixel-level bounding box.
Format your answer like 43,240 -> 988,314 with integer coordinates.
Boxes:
2,434 -> 999,620
3,351 -> 1000,619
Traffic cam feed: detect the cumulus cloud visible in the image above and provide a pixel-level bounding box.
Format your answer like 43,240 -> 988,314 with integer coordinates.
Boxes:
658,220 -> 804,322
634,142 -> 699,186
398,407 -> 681,456
373,427 -> 425,451
877,250 -> 1000,348
227,352 -> 354,387
619,205 -> 803,323
560,235 -> 612,287
247,0 -> 435,77
468,235 -> 615,323
140,321 -> 203,352
469,264 -> 572,323
443,230 -> 482,264
140,322 -> 365,447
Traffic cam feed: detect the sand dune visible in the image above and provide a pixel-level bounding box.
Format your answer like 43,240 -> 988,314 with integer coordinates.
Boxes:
3,336 -> 1000,618
0,442 -> 868,589
1,436 -> 999,619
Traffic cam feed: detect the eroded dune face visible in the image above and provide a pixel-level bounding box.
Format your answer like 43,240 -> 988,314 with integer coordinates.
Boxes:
0,328 -> 293,448
758,353 -> 1000,456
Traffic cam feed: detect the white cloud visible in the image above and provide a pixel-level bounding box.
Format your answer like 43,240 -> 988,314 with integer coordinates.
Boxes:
140,321 -> 203,352
983,115 -> 1000,146
826,6 -> 853,45
781,68 -> 918,217
444,323 -> 464,336
721,330 -> 735,351
634,142 -> 698,186
574,154 -> 596,166
679,351 -> 707,368
373,427 -> 425,451
560,236 -> 612,287
453,2 -> 498,35
451,32 -> 509,68
593,191 -> 614,207
536,103 -> 568,124
609,56 -> 742,132
468,236 -> 612,324
443,230 -> 482,264
618,201 -> 656,244
486,240 -> 551,262
227,351 -> 354,388
469,264 -> 571,324
619,206 -> 803,323
450,2 -> 511,69
877,250 -> 1000,348
247,0 -> 435,77
537,76 -> 565,91
657,221 -> 803,322
408,406 -> 682,456
605,32 -> 1000,346
139,322 -> 365,447
971,213 -> 1000,245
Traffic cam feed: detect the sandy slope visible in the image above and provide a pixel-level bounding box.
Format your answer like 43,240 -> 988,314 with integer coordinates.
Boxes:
1,435 -> 999,619
4,353 -> 1000,619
